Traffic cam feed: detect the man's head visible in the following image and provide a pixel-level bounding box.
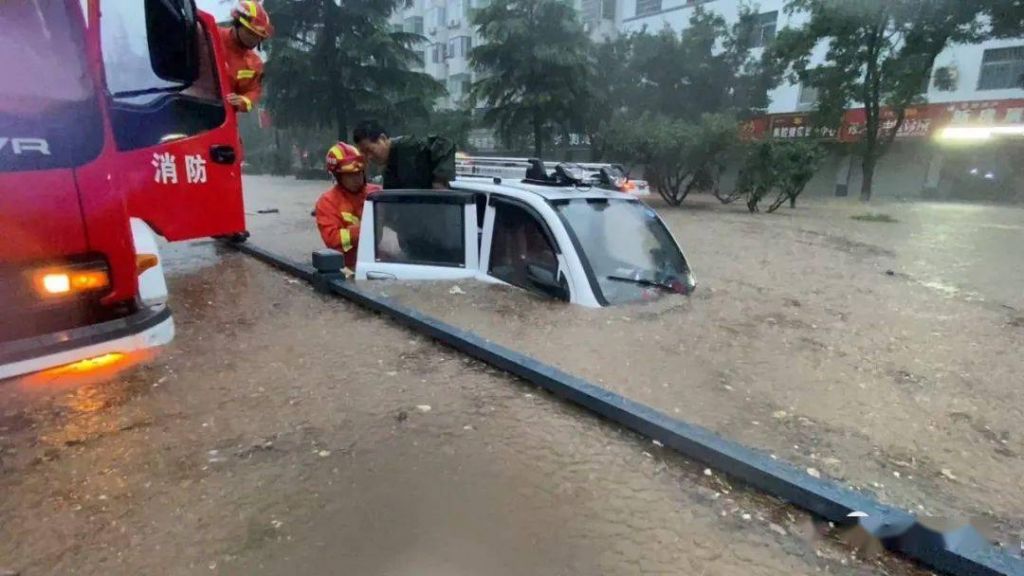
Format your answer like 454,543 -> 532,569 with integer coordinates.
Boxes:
353,120 -> 391,165
231,1 -> 273,49
325,141 -> 366,193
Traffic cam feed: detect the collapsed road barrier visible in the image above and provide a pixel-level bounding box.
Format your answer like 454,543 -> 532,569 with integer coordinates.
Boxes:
233,241 -> 1023,576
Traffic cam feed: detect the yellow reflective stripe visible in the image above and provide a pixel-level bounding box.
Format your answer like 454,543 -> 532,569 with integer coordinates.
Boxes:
339,229 -> 353,252
239,95 -> 252,111
247,1 -> 258,17
237,69 -> 256,80
341,212 -> 360,226
328,145 -> 343,159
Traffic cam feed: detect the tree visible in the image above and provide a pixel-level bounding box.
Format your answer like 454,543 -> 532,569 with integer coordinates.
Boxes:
727,140 -> 825,212
592,7 -> 772,204
262,0 -> 442,139
469,0 -> 592,157
603,113 -> 737,206
767,0 -> 999,201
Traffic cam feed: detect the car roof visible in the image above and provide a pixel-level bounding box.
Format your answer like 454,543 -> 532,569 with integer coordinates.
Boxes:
453,176 -> 635,203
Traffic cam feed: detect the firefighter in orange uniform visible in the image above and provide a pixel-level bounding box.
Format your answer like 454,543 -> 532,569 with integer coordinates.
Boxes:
315,142 -> 382,270
220,1 -> 272,113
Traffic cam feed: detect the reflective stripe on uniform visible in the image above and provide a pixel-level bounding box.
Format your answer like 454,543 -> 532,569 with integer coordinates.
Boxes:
341,212 -> 360,226
239,95 -> 252,111
247,1 -> 258,17
237,69 -> 256,80
339,229 -> 353,252
328,145 -> 343,159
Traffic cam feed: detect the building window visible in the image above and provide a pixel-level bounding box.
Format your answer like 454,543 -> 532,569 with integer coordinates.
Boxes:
431,43 -> 443,63
977,46 -> 1024,91
798,84 -> 818,109
403,16 -> 424,35
447,36 -> 472,59
635,0 -> 661,17
749,11 -> 777,48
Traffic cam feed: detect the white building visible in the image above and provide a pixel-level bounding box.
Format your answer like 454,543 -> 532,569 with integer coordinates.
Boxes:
397,0 -> 1024,198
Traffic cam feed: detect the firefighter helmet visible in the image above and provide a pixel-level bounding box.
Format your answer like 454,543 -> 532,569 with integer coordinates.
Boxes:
231,1 -> 273,40
325,142 -> 366,175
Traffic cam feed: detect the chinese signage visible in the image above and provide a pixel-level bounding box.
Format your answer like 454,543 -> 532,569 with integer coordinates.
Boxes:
747,99 -> 1024,142
152,152 -> 208,185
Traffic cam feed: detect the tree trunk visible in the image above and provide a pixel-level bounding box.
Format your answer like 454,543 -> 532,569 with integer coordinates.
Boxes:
532,112 -> 543,158
860,155 -> 876,202
335,103 -> 348,141
789,194 -> 796,209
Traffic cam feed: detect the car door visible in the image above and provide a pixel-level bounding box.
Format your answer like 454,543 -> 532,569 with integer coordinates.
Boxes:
98,2 -> 246,241
480,196 -> 572,302
354,190 -> 479,281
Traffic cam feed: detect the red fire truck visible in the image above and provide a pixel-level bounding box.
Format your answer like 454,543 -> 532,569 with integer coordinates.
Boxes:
0,0 -> 247,379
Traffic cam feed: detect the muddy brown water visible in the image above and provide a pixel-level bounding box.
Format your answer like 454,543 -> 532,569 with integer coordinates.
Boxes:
0,248 -> 923,575
242,175 -> 1024,549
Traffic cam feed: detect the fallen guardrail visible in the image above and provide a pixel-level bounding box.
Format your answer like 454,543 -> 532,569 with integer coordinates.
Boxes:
232,241 -> 1024,576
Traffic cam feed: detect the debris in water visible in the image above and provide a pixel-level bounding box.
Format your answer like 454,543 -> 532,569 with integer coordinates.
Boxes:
741,513 -> 752,521
415,404 -> 432,413
652,439 -> 664,448
769,523 -> 787,536
0,568 -> 20,576
771,410 -> 787,419
257,208 -> 280,214
449,286 -> 466,295
395,410 -> 409,422
317,450 -> 331,458
271,519 -> 284,529
893,471 -> 901,479
463,425 -> 474,431
940,468 -> 957,481
885,269 -> 896,276
806,467 -> 821,479
703,468 -> 713,477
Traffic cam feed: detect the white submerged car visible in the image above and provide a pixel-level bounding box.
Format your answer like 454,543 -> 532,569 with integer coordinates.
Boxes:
353,164 -> 695,307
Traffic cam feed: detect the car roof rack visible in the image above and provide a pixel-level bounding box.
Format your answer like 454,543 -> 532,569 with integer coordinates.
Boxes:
455,155 -> 651,196
456,156 -> 620,181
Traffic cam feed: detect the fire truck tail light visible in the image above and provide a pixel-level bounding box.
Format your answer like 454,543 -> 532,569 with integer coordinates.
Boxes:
32,266 -> 110,298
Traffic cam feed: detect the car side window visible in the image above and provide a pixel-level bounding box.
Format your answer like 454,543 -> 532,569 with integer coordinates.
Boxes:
374,201 -> 465,266
488,202 -> 559,292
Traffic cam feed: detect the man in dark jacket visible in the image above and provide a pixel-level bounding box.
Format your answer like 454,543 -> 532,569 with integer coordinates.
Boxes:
353,120 -> 456,190
352,120 -> 459,262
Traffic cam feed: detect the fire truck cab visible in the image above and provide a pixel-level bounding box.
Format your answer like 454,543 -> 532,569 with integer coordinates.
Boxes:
0,0 -> 247,379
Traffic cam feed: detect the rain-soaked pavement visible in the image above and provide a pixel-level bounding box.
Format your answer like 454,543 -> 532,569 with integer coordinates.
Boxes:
241,176 -> 1024,547
0,173 -> 1015,575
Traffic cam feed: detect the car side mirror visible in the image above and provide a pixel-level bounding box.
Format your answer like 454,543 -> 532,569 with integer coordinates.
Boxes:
526,263 -> 569,302
145,0 -> 200,85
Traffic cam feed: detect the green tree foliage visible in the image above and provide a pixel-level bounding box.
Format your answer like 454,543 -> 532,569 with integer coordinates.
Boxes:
469,0 -> 592,157
725,140 -> 825,212
603,113 -> 737,206
625,8 -> 772,120
766,0 -> 1002,201
262,0 -> 442,140
594,8 -> 774,205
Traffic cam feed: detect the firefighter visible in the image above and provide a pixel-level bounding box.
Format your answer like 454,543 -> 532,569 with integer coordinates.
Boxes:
352,120 -> 456,190
220,1 -> 273,114
315,142 -> 381,270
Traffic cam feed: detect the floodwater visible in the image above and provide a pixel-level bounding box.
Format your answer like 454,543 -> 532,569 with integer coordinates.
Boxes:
0,226 -> 924,572
243,175 -> 1024,549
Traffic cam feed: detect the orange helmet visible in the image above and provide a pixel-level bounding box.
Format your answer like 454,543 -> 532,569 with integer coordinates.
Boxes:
231,1 -> 273,39
325,142 -> 366,176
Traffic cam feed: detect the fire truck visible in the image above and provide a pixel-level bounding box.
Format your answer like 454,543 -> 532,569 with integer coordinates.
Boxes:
0,0 -> 247,379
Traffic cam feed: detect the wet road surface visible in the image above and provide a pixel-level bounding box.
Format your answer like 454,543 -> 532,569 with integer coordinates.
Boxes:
242,175 -> 1024,549
0,241 -> 923,574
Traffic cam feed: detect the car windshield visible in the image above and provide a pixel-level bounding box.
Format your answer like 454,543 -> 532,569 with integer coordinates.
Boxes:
553,198 -> 692,305
0,0 -> 102,171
